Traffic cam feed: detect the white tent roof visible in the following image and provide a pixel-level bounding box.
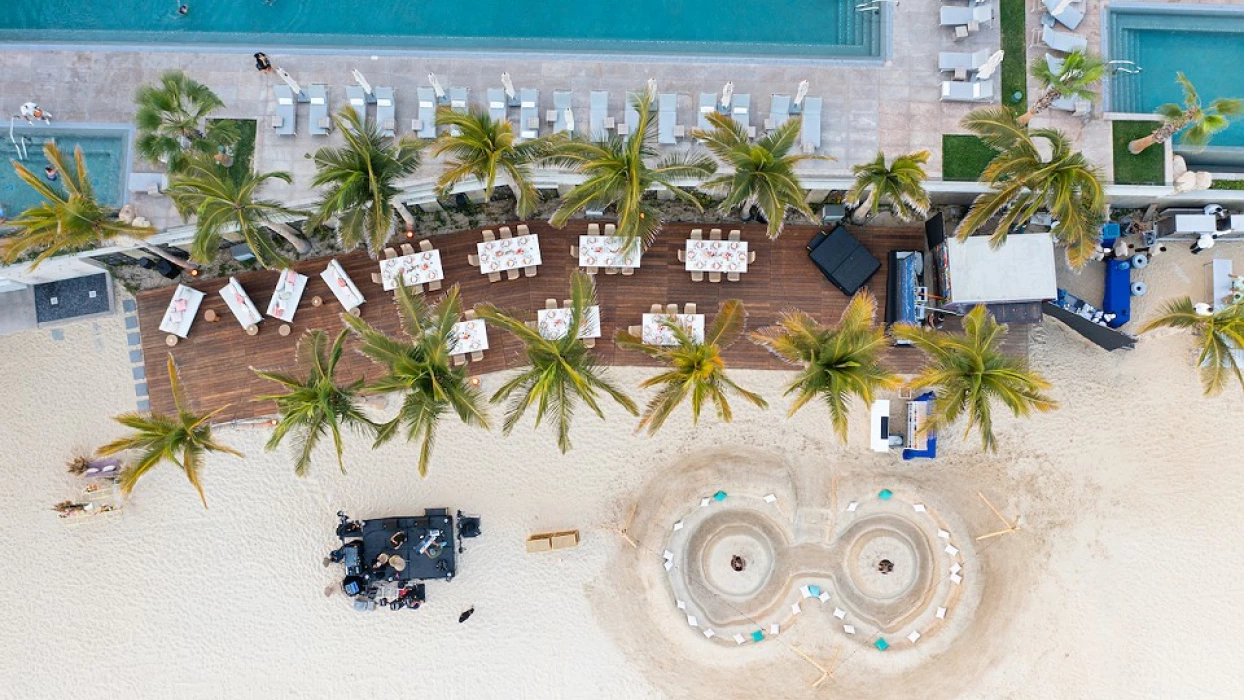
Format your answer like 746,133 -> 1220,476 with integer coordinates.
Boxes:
944,233 -> 1057,306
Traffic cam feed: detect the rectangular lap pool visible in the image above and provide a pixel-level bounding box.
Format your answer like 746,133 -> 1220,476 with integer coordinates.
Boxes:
0,125 -> 130,217
1109,4 -> 1244,167
0,0 -> 887,60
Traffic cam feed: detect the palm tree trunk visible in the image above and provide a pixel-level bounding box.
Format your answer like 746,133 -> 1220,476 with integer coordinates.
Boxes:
267,221 -> 312,255
1018,89 -> 1062,126
142,244 -> 198,272
1129,113 -> 1191,154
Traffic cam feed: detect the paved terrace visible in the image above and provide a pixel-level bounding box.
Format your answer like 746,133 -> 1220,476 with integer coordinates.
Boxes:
133,222 -> 991,422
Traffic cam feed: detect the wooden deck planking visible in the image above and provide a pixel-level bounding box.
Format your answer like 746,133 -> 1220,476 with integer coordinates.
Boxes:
136,221 -> 933,422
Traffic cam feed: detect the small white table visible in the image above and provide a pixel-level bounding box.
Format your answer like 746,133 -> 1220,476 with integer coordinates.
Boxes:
578,235 -> 641,269
219,277 -> 262,329
448,319 -> 489,355
159,284 -> 205,338
538,306 -> 601,340
685,239 -> 749,273
477,234 -> 542,274
320,259 -> 365,311
379,250 -> 444,291
1175,214 -> 1218,234
642,313 -> 705,345
1208,259 -> 1235,311
266,268 -> 308,322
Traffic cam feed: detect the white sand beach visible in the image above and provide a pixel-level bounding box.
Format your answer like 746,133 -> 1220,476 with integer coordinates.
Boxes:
2,244 -> 1244,698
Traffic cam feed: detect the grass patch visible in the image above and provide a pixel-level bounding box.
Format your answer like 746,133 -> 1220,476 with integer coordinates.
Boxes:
1112,120 -> 1164,185
1211,179 -> 1244,190
942,135 -> 999,181
219,118 -> 257,185
1000,0 -> 1028,113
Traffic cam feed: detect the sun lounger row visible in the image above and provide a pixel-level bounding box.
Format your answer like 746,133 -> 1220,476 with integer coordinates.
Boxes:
273,83 -> 397,137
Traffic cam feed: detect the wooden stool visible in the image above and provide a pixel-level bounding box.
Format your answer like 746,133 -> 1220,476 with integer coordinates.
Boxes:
246,324 -> 259,336
311,296 -> 323,307
164,335 -> 178,347
204,309 -> 219,323
278,324 -> 291,337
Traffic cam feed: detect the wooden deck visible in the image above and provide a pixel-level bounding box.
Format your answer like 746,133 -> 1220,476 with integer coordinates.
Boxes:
136,221 -> 934,422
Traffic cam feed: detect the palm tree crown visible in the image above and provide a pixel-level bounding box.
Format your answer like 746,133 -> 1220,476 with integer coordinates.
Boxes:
431,107 -> 554,218
134,70 -> 238,173
1140,297 -> 1244,396
546,86 -> 716,251
167,157 -> 307,268
96,354 -> 242,508
692,111 -> 828,238
616,299 -> 767,434
1020,50 -> 1106,126
2,142 -> 153,268
1129,72 -> 1244,154
846,150 -> 931,223
958,107 -> 1105,268
752,291 -> 899,440
892,305 -> 1057,452
476,271 -> 637,452
342,283 -> 489,476
253,329 -> 376,476
310,107 -> 423,256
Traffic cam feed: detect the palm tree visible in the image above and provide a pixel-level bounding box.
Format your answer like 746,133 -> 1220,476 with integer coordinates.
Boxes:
958,107 -> 1105,268
431,107 -> 554,218
134,70 -> 239,173
96,354 -> 242,508
252,329 -> 376,476
892,305 -> 1057,452
2,142 -> 154,268
846,150 -> 931,223
1140,297 -> 1244,396
167,157 -> 310,268
341,283 -> 489,476
476,271 -> 637,452
309,107 -> 424,256
546,86 -> 715,251
1018,50 -> 1106,126
751,291 -> 899,440
1129,73 -> 1244,154
691,111 -> 828,238
615,299 -> 767,434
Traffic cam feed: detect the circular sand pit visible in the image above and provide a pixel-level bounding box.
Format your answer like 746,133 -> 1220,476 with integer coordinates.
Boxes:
681,509 -> 793,626
838,514 -> 935,631
697,520 -> 777,598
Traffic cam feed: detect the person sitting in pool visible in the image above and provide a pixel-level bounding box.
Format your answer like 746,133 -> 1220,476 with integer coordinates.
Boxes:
44,166 -> 58,182
254,53 -> 272,73
178,4 -> 189,16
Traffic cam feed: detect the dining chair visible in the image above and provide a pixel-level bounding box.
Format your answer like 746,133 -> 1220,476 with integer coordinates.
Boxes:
621,267 -> 634,276
400,243 -> 416,257
677,250 -> 686,262
524,320 -> 537,330
666,303 -> 679,315
650,303 -> 663,314
604,223 -> 616,235
588,223 -> 600,235
748,251 -> 756,264
563,299 -> 572,308
419,239 -> 434,252
727,272 -> 740,282
499,226 -> 513,239
464,308 -> 478,321
708,271 -> 722,283
427,280 -> 442,292
468,253 -> 480,266
410,283 -> 425,294
470,350 -> 485,362
605,267 -> 619,275
583,338 -> 596,349
452,354 -> 467,367
524,266 -> 537,278
570,245 -> 579,258
506,269 -> 520,280
684,303 -> 697,315
371,272 -> 384,285
384,247 -> 398,260
482,230 -> 496,242
690,229 -> 703,240
489,272 -> 502,283
546,298 -> 558,310
709,229 -> 722,240
728,230 -> 741,242
627,325 -> 643,337
691,271 -> 704,282
517,224 -> 530,236
585,266 -> 599,275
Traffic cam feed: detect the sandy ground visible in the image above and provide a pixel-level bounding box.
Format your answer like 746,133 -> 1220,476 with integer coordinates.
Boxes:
3,243 -> 1244,698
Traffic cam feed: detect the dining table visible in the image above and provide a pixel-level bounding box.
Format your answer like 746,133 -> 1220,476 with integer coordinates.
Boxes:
266,268 -> 308,322
320,259 -> 365,311
158,284 -> 205,338
684,239 -> 749,273
578,235 -> 641,269
477,234 -> 542,274
379,249 -> 444,291
448,319 -> 489,356
538,306 -> 601,340
642,313 -> 705,345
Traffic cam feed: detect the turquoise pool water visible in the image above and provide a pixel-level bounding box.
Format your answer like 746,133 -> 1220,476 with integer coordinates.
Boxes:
0,1 -> 885,59
0,126 -> 130,218
1110,4 -> 1244,162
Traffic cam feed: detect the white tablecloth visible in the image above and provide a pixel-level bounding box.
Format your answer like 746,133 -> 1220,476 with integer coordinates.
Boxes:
538,306 -> 601,340
320,259 -> 365,311
578,235 -> 641,268
685,239 -> 749,273
219,277 -> 262,328
158,284 -> 205,338
642,313 -> 705,345
266,268 -> 308,322
448,319 -> 489,355
477,234 -> 542,274
379,250 -> 444,290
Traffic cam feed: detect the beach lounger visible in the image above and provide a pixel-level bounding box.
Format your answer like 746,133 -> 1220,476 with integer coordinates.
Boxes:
553,90 -> 573,134
448,87 -> 469,136
940,5 -> 992,26
374,86 -> 395,136
1043,0 -> 1084,30
800,96 -> 822,153
940,80 -> 994,102
938,49 -> 991,73
487,88 -> 507,123
623,91 -> 642,136
589,90 -> 608,141
1042,25 -> 1087,53
658,93 -> 678,144
273,85 -> 296,136
308,84 -> 330,136
698,93 -> 716,133
414,87 -> 437,139
768,94 -> 790,132
346,85 -> 368,126
519,88 -> 539,140
731,94 -> 752,137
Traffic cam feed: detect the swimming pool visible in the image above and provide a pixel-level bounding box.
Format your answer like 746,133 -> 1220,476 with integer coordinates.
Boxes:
0,125 -> 131,217
0,1 -> 887,60
1109,4 -> 1244,165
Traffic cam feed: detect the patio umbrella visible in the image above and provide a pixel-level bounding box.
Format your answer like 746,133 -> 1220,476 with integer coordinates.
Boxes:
564,107 -> 575,132
428,72 -> 446,100
721,81 -> 734,110
977,50 -> 1005,80
646,77 -> 657,101
275,67 -> 303,97
501,72 -> 516,100
793,80 -> 809,108
351,69 -> 372,97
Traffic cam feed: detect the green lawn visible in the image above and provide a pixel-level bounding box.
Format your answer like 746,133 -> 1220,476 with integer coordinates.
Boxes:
1000,0 -> 1028,113
1111,120 -> 1164,185
942,135 -> 999,181
1211,179 -> 1244,190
